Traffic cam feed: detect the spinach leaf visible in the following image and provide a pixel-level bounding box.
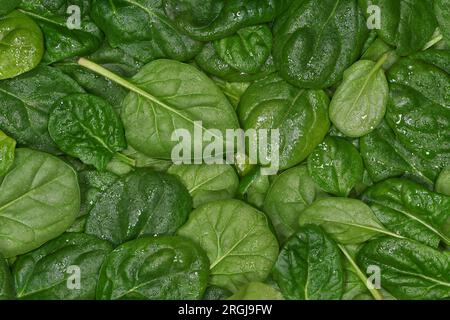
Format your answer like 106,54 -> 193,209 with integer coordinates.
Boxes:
0,11 -> 44,79
178,199 -> 279,292
121,145 -> 172,171
55,62 -> 128,110
77,169 -> 119,216
308,136 -> 364,196
19,0 -> 103,63
239,167 -> 270,209
436,167 -> 450,196
272,225 -> 344,300
228,282 -> 284,300
91,0 -> 202,62
361,38 -> 399,70
385,52 -> 450,177
329,57 -> 389,137
238,75 -> 330,170
359,0 -> 438,56
0,65 -> 85,154
298,198 -> 398,244
96,236 -> 209,300
264,165 -> 326,243
362,178 -> 450,247
0,149 -> 80,258
435,0 -> 450,46
78,58 -> 240,160
273,0 -> 368,88
357,237 -> 450,300
85,169 -> 192,245
0,0 -> 21,16
164,0 -> 291,41
195,25 -> 276,82
0,254 -> 14,300
360,121 -> 438,187
168,164 -> 239,208
12,233 -> 112,299
0,130 -> 15,177
48,94 -> 127,171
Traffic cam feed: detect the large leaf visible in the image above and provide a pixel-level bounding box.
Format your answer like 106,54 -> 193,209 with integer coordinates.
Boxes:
357,237 -> 450,300
238,75 -> 330,170
0,149 -> 80,258
298,198 -> 396,244
0,11 -> 44,80
359,0 -> 438,56
85,169 -> 192,245
168,164 -> 239,208
78,58 -> 240,161
177,199 -> 279,292
12,233 -> 112,299
362,178 -> 450,247
329,58 -> 389,137
273,0 -> 368,88
263,165 -> 326,243
0,65 -> 85,154
0,0 -> 20,16
48,94 -> 127,171
96,236 -> 209,300
19,0 -> 103,63
91,0 -> 202,62
164,0 -> 291,41
307,136 -> 364,197
272,225 -> 344,300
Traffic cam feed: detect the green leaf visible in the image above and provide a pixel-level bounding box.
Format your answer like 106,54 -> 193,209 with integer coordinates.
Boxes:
436,167 -> 450,196
78,58 -> 240,161
196,25 -> 276,82
329,57 -> 389,137
298,198 -> 398,244
435,0 -> 450,46
96,236 -> 210,300
272,225 -> 344,300
273,0 -> 368,88
0,65 -> 85,154
238,75 -> 330,170
0,0 -> 20,16
203,285 -> 232,300
12,233 -> 112,299
228,282 -> 284,300
308,136 -> 364,196
91,0 -> 202,62
357,237 -> 450,300
85,169 -> 192,245
264,165 -> 326,243
360,121 -> 437,187
0,130 -> 15,177
48,94 -> 127,171
362,178 -> 450,247
168,164 -> 239,208
55,62 -> 128,111
0,254 -> 14,300
0,11 -> 44,79
164,0 -> 291,41
359,0 -> 438,56
0,149 -> 80,258
177,199 -> 279,292
19,0 -> 103,63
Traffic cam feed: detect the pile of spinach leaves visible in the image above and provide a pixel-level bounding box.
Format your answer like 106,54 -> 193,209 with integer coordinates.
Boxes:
0,0 -> 449,301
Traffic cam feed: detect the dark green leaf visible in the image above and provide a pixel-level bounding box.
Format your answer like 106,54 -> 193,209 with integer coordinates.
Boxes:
96,236 -> 209,300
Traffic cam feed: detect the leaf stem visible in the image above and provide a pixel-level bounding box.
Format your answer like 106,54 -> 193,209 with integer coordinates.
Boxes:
422,29 -> 443,50
114,152 -> 136,167
338,244 -> 384,301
